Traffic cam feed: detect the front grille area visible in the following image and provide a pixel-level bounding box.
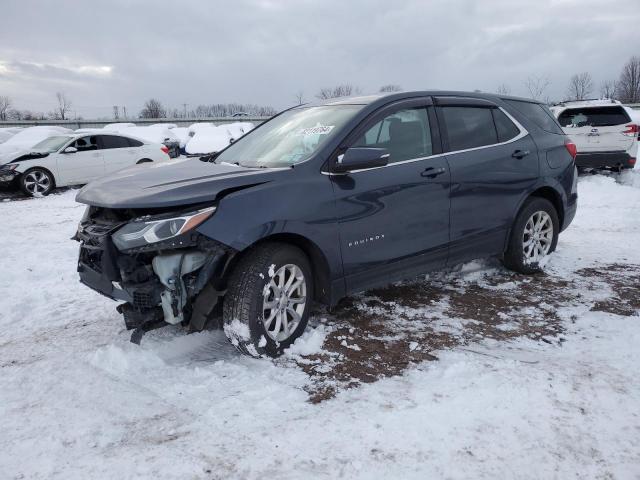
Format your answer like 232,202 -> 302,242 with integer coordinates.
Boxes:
79,246 -> 104,273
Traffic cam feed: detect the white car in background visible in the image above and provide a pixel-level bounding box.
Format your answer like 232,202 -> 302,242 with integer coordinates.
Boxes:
550,100 -> 638,170
0,131 -> 171,197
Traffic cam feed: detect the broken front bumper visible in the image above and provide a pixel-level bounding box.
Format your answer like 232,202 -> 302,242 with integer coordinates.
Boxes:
76,217 -> 232,337
0,169 -> 19,187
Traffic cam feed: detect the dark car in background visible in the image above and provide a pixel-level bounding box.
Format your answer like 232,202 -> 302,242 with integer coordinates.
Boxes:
74,91 -> 578,357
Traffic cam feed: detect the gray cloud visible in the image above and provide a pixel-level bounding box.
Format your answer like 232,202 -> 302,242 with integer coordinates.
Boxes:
0,0 -> 638,118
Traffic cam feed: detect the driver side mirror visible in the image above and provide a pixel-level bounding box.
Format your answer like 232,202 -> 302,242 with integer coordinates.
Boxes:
332,147 -> 389,174
63,146 -> 77,154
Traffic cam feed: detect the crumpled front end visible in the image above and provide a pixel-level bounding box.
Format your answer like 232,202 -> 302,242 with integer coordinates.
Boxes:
75,205 -> 234,342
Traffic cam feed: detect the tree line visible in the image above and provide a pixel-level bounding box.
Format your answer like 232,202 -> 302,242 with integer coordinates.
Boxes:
138,100 -> 277,119
1,55 -> 639,122
501,56 -> 640,104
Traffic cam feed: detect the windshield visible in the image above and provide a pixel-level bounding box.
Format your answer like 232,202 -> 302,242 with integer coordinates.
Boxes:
215,105 -> 363,167
32,136 -> 74,153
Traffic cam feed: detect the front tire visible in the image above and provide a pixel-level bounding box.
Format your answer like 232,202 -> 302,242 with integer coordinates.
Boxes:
503,197 -> 559,274
20,168 -> 55,197
223,242 -> 313,357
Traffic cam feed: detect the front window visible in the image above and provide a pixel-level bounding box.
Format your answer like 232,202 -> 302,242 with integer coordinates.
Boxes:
32,136 -> 74,153
215,105 -> 362,168
353,107 -> 433,163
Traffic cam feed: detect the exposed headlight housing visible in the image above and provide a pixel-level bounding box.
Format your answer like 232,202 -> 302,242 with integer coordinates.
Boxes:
0,163 -> 19,171
112,206 -> 216,251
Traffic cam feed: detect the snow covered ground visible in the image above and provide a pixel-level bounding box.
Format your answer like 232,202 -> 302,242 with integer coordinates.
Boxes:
1,170 -> 639,479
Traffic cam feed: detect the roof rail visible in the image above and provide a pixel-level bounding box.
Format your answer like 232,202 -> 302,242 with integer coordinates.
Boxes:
552,98 -> 617,107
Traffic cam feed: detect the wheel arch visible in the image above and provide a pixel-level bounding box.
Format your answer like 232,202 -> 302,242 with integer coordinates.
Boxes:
528,186 -> 564,229
504,184 -> 565,252
136,158 -> 153,164
225,232 -> 332,305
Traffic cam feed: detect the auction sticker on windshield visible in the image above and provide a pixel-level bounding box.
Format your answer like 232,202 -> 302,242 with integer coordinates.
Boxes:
297,125 -> 335,135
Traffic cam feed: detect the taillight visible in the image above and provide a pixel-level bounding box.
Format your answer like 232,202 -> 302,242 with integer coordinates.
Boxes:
622,124 -> 639,138
564,139 -> 577,160
161,146 -> 169,154
630,158 -> 636,166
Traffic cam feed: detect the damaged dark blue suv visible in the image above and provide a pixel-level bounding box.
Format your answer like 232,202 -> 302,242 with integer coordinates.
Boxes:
74,91 -> 578,356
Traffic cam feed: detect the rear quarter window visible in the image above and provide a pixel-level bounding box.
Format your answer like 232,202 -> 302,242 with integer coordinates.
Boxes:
557,106 -> 631,128
492,108 -> 520,142
504,99 -> 564,135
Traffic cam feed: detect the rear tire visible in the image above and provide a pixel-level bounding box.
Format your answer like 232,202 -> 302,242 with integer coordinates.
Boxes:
223,242 -> 313,357
503,197 -> 559,274
20,168 -> 55,197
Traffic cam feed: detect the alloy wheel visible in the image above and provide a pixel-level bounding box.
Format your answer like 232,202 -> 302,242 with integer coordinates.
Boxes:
522,211 -> 553,263
24,170 -> 51,195
262,264 -> 307,341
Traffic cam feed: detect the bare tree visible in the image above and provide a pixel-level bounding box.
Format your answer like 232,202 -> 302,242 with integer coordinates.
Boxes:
139,98 -> 167,118
495,84 -> 511,95
524,75 -> 550,101
0,95 -> 11,121
379,84 -> 402,93
599,80 -> 617,99
294,91 -> 305,105
617,56 -> 640,103
316,84 -> 361,100
565,72 -> 593,101
55,92 -> 72,120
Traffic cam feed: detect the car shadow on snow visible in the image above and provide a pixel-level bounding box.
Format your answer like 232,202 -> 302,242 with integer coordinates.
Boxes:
282,261 -> 640,403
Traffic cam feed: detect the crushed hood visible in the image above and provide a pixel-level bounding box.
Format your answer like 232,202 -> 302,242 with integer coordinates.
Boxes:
0,149 -> 35,165
75,158 -> 287,209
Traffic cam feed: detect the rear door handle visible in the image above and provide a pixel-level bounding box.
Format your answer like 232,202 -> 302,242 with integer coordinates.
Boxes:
421,166 -> 446,178
512,150 -> 530,159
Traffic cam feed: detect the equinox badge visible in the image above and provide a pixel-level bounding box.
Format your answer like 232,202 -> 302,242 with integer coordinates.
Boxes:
348,234 -> 385,248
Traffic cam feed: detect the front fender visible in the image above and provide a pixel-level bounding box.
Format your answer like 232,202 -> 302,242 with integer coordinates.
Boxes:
195,174 -> 343,280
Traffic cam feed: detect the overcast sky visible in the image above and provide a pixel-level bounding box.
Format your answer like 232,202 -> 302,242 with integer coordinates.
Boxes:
1,0 -> 638,118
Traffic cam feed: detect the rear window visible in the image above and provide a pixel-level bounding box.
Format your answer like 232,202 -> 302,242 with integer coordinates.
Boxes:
127,138 -> 144,147
504,99 -> 564,135
557,106 -> 631,128
441,106 -> 497,150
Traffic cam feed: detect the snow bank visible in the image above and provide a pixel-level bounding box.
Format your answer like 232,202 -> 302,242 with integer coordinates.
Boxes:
119,125 -> 179,145
185,125 -> 231,154
102,122 -> 135,131
171,127 -> 190,147
184,122 -> 254,155
0,127 -> 23,144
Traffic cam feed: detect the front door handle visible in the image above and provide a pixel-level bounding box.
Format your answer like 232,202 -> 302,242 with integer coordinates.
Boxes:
512,150 -> 530,159
421,166 -> 446,178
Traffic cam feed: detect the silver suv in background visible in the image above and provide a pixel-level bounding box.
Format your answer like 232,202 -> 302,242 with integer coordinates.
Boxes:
550,100 -> 638,171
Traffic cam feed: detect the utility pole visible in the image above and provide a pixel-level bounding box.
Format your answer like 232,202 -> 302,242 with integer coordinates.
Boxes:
183,103 -> 187,118
113,106 -> 119,119
122,106 -> 127,119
